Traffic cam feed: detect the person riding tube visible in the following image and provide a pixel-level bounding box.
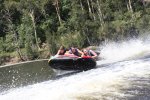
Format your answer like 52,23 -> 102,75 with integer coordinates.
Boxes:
67,47 -> 84,57
56,46 -> 66,55
82,49 -> 98,59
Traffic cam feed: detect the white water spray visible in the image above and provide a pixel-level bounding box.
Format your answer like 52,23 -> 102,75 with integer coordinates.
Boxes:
98,39 -> 150,64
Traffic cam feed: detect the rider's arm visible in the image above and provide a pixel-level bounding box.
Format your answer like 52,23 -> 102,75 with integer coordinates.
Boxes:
90,50 -> 97,59
77,49 -> 84,57
56,50 -> 61,55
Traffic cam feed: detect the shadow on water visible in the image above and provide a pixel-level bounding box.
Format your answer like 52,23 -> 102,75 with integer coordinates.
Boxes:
51,70 -> 82,80
0,60 -> 53,93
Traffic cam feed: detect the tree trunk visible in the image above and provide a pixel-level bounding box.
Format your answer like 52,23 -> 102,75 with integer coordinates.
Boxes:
54,0 -> 62,25
87,0 -> 92,16
90,0 -> 96,20
14,31 -> 25,61
126,1 -> 130,11
127,0 -> 134,21
79,0 -> 84,11
128,0 -> 133,13
97,0 -> 104,27
85,28 -> 91,45
141,0 -> 150,7
4,9 -> 24,61
29,11 -> 40,50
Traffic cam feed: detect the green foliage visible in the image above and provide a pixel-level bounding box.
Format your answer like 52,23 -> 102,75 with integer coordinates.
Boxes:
1,34 -> 16,52
0,0 -> 150,60
25,41 -> 39,60
59,31 -> 85,49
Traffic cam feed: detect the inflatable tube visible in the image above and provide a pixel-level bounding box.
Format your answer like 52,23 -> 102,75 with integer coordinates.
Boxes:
48,55 -> 96,71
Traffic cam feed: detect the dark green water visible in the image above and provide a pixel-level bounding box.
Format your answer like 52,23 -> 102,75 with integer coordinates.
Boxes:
0,60 -> 53,92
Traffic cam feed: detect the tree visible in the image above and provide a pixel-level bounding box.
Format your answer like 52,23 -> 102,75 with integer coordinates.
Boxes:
3,1 -> 24,60
18,0 -> 44,50
53,0 -> 62,25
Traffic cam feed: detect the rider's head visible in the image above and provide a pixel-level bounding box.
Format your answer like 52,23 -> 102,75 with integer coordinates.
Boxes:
70,47 -> 76,53
83,49 -> 88,55
59,46 -> 65,53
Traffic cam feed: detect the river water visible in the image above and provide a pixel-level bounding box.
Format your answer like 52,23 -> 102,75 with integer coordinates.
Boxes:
0,38 -> 150,100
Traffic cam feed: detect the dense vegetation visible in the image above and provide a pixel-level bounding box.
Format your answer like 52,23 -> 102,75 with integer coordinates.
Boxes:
0,0 -> 150,62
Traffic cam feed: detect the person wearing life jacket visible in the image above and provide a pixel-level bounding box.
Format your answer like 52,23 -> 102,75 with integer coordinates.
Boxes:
82,48 -> 98,59
56,46 -> 66,55
68,47 -> 84,57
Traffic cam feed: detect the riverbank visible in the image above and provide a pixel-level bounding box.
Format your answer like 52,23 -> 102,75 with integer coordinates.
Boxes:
0,55 -> 25,66
0,55 -> 50,67
0,48 -> 50,66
